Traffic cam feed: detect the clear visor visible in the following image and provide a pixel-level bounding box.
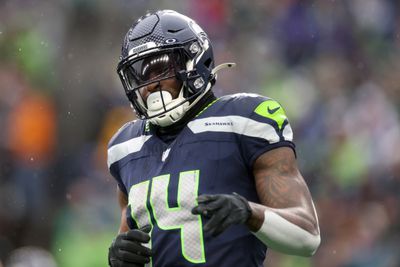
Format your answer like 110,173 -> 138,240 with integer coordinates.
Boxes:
121,50 -> 185,91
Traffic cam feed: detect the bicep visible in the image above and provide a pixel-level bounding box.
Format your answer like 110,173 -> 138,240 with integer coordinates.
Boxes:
253,147 -> 310,208
117,186 -> 130,233
253,147 -> 318,233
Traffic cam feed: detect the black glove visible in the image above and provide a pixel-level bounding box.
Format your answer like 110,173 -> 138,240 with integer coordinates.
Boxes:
108,225 -> 152,267
191,193 -> 252,237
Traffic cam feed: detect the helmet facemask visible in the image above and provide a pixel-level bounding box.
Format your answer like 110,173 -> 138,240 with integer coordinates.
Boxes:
118,41 -> 214,127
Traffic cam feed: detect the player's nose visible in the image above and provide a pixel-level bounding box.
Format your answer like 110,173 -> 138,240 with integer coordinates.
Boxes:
145,81 -> 160,94
141,80 -> 164,102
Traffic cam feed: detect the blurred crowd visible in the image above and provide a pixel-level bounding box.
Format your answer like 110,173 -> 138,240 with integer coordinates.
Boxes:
0,0 -> 399,266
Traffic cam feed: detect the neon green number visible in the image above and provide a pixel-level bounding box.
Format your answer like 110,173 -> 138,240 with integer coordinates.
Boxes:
128,180 -> 153,267
128,170 -> 205,264
150,170 -> 205,263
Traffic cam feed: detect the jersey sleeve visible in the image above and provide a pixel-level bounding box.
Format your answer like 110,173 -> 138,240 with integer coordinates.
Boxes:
107,122 -> 132,196
239,96 -> 296,169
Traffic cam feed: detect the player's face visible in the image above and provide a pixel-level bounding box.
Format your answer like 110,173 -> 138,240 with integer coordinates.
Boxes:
139,75 -> 182,103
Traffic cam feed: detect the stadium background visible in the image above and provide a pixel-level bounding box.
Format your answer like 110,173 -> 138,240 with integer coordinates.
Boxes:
1,0 -> 399,266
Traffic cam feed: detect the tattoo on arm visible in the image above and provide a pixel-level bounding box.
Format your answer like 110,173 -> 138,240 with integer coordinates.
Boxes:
256,155 -> 305,208
248,147 -> 319,234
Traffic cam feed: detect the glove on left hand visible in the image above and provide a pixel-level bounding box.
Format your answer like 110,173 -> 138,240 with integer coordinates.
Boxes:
191,193 -> 252,236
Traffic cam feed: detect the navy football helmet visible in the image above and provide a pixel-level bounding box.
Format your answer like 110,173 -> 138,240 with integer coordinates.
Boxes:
117,10 -> 234,126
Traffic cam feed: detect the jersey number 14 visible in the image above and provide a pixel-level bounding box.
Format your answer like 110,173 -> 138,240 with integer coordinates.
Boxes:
128,170 -> 206,265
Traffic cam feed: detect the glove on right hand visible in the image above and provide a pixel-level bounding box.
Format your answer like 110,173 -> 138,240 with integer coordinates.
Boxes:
108,225 -> 152,267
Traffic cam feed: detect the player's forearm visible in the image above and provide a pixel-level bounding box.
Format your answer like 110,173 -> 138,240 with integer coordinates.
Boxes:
118,206 -> 130,234
246,202 -> 320,257
117,188 -> 130,234
247,202 -> 318,233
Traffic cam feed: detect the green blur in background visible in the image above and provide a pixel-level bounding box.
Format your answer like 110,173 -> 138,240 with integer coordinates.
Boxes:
1,1 -> 400,267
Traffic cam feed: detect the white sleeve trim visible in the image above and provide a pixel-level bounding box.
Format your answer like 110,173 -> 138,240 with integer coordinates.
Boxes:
107,135 -> 152,168
252,209 -> 320,257
187,116 -> 282,143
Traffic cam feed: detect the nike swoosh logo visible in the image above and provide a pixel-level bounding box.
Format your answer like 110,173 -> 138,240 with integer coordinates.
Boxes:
267,106 -> 280,114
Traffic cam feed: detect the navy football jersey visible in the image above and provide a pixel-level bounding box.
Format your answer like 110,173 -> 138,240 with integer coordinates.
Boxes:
107,93 -> 295,267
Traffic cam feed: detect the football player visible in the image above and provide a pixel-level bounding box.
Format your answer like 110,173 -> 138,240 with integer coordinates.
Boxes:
107,10 -> 320,267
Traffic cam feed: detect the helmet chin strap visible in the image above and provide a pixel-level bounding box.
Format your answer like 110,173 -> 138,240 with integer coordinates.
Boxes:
147,91 -> 173,111
148,86 -> 189,127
